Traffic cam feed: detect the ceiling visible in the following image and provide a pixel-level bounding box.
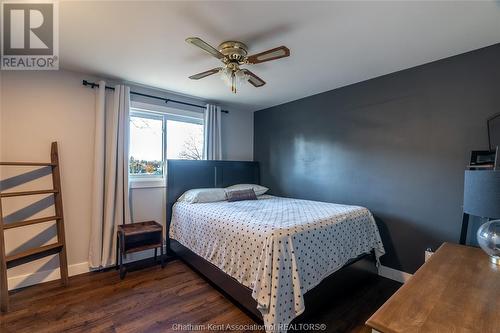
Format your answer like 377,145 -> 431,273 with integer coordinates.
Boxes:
60,1 -> 500,112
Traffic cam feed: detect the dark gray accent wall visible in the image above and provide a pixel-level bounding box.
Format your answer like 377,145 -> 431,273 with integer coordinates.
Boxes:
254,43 -> 500,273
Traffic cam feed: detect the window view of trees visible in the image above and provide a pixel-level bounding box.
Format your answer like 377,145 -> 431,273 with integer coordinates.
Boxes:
129,114 -> 163,176
166,119 -> 204,161
129,157 -> 163,175
176,127 -> 203,160
129,111 -> 204,177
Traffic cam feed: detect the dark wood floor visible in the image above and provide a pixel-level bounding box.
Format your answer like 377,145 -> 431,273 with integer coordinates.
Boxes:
0,259 -> 400,333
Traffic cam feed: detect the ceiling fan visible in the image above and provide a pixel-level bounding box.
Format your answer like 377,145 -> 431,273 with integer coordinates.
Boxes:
186,37 -> 290,93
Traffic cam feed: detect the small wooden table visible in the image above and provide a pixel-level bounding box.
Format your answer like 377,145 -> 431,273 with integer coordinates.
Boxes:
366,242 -> 500,332
116,221 -> 165,279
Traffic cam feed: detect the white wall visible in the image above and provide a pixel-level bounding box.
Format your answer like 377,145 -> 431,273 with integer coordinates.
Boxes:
0,69 -> 253,289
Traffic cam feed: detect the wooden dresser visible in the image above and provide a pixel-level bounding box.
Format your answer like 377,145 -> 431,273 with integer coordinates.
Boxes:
366,242 -> 500,333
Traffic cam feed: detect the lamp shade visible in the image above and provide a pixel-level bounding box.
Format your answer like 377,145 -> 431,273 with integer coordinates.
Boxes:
464,170 -> 500,218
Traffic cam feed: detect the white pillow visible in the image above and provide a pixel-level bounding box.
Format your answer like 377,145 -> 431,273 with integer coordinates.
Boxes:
177,188 -> 227,203
225,184 -> 269,196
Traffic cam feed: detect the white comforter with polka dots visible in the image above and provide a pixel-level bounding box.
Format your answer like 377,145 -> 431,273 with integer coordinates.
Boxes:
170,195 -> 385,332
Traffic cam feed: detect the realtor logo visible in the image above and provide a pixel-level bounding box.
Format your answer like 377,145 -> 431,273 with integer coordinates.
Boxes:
1,1 -> 59,70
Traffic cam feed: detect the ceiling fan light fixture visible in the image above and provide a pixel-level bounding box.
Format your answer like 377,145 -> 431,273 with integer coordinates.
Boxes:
219,67 -> 232,86
235,69 -> 250,82
186,37 -> 289,93
219,66 -> 249,93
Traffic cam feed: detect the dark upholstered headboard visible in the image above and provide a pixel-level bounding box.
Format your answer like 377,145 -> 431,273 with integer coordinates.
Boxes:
166,160 -> 259,242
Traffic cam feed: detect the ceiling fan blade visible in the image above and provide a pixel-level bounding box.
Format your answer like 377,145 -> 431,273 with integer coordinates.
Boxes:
189,68 -> 221,80
242,69 -> 266,87
247,46 -> 290,64
186,37 -> 224,60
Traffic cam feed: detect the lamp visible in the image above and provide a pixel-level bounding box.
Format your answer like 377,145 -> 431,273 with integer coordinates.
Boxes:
463,170 -> 500,264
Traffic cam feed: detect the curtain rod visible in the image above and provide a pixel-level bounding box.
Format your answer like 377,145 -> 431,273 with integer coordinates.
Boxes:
82,80 -> 229,114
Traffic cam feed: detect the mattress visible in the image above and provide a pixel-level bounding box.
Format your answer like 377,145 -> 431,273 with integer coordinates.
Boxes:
170,195 -> 385,332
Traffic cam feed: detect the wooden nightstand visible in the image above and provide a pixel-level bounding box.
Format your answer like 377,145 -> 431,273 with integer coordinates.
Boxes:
116,221 -> 165,279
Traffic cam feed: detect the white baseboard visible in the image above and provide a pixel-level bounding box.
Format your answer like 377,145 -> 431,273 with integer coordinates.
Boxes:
7,248 -> 160,291
9,257 -> 411,290
8,262 -> 89,291
378,264 -> 413,284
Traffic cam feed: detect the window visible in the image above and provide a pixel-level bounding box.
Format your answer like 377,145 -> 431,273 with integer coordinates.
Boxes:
129,112 -> 164,176
166,120 -> 204,160
129,103 -> 204,187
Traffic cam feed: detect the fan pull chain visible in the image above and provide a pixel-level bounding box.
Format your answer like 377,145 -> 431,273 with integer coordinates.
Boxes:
231,71 -> 236,93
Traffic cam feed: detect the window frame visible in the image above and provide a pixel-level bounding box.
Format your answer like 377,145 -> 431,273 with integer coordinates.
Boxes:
129,101 -> 204,189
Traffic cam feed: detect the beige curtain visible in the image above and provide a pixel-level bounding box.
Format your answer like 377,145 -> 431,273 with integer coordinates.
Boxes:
203,104 -> 222,160
89,81 -> 131,268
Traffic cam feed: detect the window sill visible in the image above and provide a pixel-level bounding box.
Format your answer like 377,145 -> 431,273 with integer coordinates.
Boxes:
130,179 -> 166,189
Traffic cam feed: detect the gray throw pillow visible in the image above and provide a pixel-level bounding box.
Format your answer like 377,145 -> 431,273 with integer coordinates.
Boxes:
226,189 -> 257,202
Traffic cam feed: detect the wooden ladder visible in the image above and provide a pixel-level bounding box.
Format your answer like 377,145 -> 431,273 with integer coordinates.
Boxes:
0,142 -> 69,312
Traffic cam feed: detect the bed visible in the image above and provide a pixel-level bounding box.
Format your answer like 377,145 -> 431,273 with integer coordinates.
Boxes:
166,160 -> 385,332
